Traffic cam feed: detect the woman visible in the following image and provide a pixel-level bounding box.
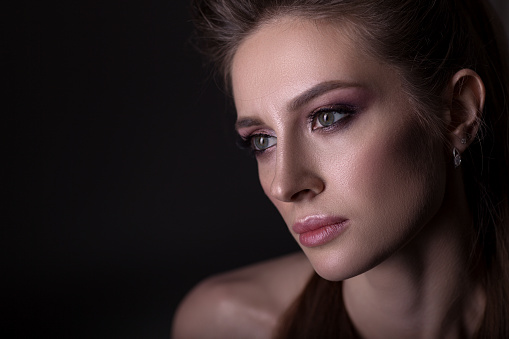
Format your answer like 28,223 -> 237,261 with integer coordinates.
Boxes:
173,0 -> 509,338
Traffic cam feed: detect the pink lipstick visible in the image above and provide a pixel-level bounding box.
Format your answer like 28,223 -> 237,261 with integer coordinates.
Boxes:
292,216 -> 348,247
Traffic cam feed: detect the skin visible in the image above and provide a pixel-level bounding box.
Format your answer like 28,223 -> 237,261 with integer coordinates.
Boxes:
172,16 -> 486,339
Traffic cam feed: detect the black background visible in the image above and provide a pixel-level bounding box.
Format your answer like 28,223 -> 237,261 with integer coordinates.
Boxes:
4,1 -> 298,338
5,1 -> 508,338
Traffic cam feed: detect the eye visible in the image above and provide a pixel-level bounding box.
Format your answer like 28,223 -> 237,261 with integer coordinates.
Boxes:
251,134 -> 277,151
312,109 -> 349,130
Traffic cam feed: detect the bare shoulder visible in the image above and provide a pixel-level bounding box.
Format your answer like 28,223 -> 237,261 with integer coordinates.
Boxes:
171,251 -> 313,339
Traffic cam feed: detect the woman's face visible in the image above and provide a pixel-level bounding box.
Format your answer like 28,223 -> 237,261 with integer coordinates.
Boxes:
232,17 -> 447,281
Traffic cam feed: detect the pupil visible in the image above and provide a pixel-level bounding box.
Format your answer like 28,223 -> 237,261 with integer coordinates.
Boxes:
320,112 -> 333,126
256,136 -> 267,149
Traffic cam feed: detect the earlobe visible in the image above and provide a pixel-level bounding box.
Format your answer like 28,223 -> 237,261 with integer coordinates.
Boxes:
447,69 -> 485,153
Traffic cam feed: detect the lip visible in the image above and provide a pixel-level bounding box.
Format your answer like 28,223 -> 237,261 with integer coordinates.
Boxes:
292,215 -> 348,248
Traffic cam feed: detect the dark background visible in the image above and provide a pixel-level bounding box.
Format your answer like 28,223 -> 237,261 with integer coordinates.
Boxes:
4,1 -> 298,338
4,1 -> 508,338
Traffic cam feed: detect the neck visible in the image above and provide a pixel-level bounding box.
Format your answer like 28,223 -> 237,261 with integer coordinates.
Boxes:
343,175 -> 485,339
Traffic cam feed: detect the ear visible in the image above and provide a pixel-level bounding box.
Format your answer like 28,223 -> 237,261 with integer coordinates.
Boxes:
446,69 -> 485,152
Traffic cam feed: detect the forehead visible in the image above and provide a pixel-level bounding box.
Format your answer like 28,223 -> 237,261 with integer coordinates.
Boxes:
231,17 -> 388,114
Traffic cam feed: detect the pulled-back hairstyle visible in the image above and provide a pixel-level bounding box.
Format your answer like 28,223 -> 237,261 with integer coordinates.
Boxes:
191,0 -> 509,337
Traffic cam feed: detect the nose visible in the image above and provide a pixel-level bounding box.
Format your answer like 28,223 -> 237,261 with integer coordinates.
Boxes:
268,137 -> 325,202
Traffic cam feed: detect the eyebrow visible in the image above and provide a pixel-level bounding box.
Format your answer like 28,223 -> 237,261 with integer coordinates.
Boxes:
235,117 -> 264,130
235,80 -> 360,131
288,80 -> 360,112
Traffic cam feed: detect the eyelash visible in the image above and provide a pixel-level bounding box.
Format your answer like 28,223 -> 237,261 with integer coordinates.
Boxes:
237,133 -> 274,156
308,104 -> 357,131
237,104 -> 357,156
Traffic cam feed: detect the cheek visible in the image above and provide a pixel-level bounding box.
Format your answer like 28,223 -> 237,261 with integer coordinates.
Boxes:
257,160 -> 272,197
309,117 -> 447,280
339,116 -> 445,242
257,161 -> 277,205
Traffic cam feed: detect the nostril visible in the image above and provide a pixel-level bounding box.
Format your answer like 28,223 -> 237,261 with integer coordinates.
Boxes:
269,149 -> 325,202
269,170 -> 325,202
291,185 -> 324,201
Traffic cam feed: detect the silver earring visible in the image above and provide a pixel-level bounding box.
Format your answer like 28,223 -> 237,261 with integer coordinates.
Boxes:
453,148 -> 461,168
461,138 -> 467,144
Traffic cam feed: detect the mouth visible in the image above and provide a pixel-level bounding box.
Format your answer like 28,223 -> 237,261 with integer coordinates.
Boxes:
292,215 -> 349,247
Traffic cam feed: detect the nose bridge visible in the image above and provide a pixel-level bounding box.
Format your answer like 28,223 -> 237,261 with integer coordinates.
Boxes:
269,131 -> 324,202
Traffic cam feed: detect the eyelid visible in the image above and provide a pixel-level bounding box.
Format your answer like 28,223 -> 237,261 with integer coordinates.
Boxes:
236,132 -> 277,155
309,104 -> 357,130
252,134 -> 277,151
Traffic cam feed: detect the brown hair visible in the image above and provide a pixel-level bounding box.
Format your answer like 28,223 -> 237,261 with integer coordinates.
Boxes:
191,0 -> 509,337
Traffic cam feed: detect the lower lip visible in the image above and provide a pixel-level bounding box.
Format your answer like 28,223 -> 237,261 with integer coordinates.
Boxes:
298,221 -> 348,247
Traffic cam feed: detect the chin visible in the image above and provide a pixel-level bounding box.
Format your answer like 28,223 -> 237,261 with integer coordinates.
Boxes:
302,244 -> 394,282
303,249 -> 363,282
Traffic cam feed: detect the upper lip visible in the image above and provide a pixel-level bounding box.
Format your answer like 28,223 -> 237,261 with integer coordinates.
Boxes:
292,215 -> 348,234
